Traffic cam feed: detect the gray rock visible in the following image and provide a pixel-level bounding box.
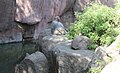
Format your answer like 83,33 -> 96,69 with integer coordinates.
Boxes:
71,36 -> 90,50
37,29 -> 52,49
50,43 -> 95,73
15,51 -> 48,73
40,35 -> 68,54
100,59 -> 120,73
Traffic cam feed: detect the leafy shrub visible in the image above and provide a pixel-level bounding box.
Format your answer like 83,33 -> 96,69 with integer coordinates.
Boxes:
68,3 -> 120,49
88,66 -> 103,73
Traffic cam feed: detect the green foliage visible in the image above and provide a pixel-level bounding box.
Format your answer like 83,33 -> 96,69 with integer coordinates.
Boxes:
68,3 -> 120,49
88,67 -> 103,73
114,3 -> 120,27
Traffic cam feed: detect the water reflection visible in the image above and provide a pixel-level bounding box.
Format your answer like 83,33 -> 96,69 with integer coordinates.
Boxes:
0,42 -> 38,73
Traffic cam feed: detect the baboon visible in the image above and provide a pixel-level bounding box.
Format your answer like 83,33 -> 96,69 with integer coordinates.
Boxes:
51,16 -> 66,35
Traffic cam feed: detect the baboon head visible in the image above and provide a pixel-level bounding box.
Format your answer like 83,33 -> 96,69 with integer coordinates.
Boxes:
54,16 -> 60,21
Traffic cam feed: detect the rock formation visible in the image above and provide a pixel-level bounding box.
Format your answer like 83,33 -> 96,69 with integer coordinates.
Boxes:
15,51 -> 48,73
38,34 -> 95,73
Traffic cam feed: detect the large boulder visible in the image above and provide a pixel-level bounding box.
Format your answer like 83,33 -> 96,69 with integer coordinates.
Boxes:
40,35 -> 68,54
37,29 -> 51,48
15,51 -> 48,73
49,43 -> 95,73
0,0 -> 22,44
15,0 -> 42,25
71,36 -> 90,50
39,35 -> 68,73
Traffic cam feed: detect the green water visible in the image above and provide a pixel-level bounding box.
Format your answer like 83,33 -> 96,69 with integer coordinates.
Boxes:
0,42 -> 38,73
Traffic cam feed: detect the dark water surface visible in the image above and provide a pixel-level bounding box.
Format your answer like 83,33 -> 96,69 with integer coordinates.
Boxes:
0,42 -> 38,73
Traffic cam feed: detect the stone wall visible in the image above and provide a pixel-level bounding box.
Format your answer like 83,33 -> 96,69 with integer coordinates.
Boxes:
0,0 -> 22,44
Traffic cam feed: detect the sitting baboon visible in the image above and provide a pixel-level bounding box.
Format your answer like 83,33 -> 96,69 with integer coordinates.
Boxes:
51,16 -> 66,35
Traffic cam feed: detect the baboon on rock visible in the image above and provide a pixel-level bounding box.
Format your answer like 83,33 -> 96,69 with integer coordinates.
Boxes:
51,16 -> 66,35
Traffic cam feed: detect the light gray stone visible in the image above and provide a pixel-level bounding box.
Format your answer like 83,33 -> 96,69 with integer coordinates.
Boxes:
71,36 -> 90,50
15,51 -> 48,73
